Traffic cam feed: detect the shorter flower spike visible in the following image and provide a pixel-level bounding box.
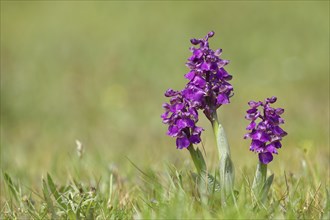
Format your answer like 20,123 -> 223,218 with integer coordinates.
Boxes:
244,96 -> 287,164
161,89 -> 203,149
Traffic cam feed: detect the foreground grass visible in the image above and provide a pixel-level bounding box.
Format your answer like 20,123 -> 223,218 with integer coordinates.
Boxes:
1,158 -> 329,219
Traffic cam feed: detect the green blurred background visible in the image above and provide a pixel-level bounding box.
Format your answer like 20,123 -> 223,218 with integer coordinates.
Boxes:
1,1 -> 329,186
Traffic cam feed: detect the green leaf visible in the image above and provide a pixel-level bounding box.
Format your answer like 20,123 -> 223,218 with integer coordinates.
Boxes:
323,188 -> 330,220
67,210 -> 76,220
42,178 -> 57,219
86,200 -> 95,220
3,173 -> 20,203
188,145 -> 207,175
47,173 -> 67,210
25,199 -> 41,220
190,172 -> 221,193
252,162 -> 267,192
213,122 -> 235,205
207,173 -> 221,193
75,199 -> 83,220
260,174 -> 274,203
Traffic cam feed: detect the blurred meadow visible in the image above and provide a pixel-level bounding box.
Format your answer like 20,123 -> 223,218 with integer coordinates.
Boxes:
1,1 -> 329,218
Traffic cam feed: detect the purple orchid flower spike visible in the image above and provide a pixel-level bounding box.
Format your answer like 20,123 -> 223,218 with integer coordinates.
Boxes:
162,31 -> 234,149
161,89 -> 203,149
162,32 -> 235,204
184,31 -> 233,121
244,96 -> 287,164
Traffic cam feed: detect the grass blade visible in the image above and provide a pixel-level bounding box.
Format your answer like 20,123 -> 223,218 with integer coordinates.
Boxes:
3,173 -> 19,203
47,173 -> 67,210
42,178 -> 57,219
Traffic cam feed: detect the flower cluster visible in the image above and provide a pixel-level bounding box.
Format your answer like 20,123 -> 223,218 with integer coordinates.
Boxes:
161,89 -> 203,149
184,31 -> 233,120
162,31 -> 233,149
244,96 -> 287,164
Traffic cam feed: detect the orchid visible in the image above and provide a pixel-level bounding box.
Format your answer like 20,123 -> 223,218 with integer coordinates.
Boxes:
244,96 -> 287,164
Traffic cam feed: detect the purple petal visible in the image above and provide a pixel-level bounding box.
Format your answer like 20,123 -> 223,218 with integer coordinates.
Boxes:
177,118 -> 195,129
217,68 -> 230,78
189,135 -> 201,144
260,132 -> 271,142
170,96 -> 180,104
267,115 -> 280,125
268,108 -> 275,116
273,126 -> 287,137
258,152 -> 273,164
170,103 -> 184,112
182,87 -> 205,103
273,141 -> 282,149
209,62 -> 218,71
214,48 -> 222,56
257,121 -> 267,130
270,136 -> 282,142
190,38 -> 200,45
275,108 -> 284,115
192,75 -> 206,87
191,91 -> 205,103
218,83 -> 232,93
217,94 -> 229,105
167,125 -> 179,137
250,140 -> 264,152
244,133 -> 251,139
246,108 -> 258,114
188,49 -> 203,62
248,101 -> 262,108
251,131 -> 270,142
176,137 -> 190,149
176,119 -> 187,129
265,96 -> 277,104
245,111 -> 260,120
246,121 -> 256,130
217,60 -> 230,69
266,143 -> 278,154
192,126 -> 204,135
161,112 -> 169,120
165,89 -> 179,97
224,82 -> 233,90
184,71 -> 195,80
194,49 -> 203,58
201,62 -> 210,71
189,108 -> 198,120
162,103 -> 170,110
208,31 -> 215,37
162,118 -> 170,124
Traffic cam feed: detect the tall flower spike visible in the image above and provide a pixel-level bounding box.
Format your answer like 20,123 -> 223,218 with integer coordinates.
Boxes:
244,96 -> 287,164
162,31 -> 233,149
162,32 -> 235,204
184,31 -> 233,121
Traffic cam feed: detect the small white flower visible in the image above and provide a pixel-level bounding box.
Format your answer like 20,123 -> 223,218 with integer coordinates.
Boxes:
76,139 -> 84,158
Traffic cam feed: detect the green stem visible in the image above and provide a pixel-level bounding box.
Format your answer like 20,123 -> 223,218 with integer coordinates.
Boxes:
211,113 -> 231,157
188,145 -> 206,175
252,161 -> 267,199
188,145 -> 208,205
211,111 -> 234,206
